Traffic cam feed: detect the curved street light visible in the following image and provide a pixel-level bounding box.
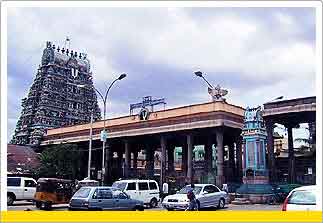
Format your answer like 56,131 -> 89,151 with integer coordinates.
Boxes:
78,73 -> 127,185
194,71 -> 214,89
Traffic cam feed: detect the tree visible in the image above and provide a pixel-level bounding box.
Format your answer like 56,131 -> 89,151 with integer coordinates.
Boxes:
36,144 -> 82,180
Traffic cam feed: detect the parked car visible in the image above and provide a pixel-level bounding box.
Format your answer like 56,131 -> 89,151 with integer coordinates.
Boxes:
112,179 -> 160,208
162,184 -> 229,211
7,177 -> 37,205
34,178 -> 74,210
282,185 -> 318,211
68,186 -> 144,211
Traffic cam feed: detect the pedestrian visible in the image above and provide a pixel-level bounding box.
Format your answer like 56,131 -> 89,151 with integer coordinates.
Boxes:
161,182 -> 169,202
186,183 -> 197,211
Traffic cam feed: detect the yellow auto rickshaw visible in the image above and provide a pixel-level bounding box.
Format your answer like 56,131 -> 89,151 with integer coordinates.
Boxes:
34,178 -> 74,210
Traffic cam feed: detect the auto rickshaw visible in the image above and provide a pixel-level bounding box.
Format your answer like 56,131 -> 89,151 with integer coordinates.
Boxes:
34,178 -> 74,210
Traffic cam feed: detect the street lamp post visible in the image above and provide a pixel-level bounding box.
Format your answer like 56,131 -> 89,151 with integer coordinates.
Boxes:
194,71 -> 214,89
78,73 -> 126,185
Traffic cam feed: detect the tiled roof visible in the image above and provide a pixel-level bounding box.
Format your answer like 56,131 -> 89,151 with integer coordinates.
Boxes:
7,144 -> 40,174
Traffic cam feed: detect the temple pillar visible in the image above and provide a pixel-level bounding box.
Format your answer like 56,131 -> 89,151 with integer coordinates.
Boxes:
265,120 -> 276,182
204,137 -> 213,173
160,135 -> 167,187
287,125 -> 296,183
215,128 -> 224,187
236,136 -> 243,182
168,144 -> 175,174
145,142 -> 155,178
124,140 -> 131,178
117,150 -> 123,178
182,143 -> 188,177
228,141 -> 235,182
132,149 -> 138,177
186,133 -> 194,183
106,147 -> 113,184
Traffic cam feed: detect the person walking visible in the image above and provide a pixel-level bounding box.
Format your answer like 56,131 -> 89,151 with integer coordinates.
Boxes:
161,182 -> 169,202
186,183 -> 197,211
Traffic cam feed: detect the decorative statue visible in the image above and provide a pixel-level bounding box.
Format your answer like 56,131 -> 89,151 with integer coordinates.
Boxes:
208,84 -> 228,102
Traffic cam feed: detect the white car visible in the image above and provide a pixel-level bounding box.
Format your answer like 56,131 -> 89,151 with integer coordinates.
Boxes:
7,177 -> 37,205
162,184 -> 229,211
282,185 -> 318,211
112,179 -> 160,208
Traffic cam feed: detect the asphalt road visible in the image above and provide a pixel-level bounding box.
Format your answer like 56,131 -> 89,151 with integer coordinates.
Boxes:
8,201 -> 282,211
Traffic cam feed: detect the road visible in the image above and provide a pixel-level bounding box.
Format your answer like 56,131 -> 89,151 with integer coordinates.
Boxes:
8,201 -> 282,211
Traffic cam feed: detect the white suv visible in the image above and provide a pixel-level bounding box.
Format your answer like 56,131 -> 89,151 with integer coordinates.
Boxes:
7,177 -> 37,205
112,179 -> 160,208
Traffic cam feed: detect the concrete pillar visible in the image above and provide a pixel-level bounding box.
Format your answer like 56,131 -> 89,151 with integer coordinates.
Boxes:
145,143 -> 155,178
187,133 -> 194,183
204,137 -> 213,173
287,126 -> 296,183
124,140 -> 131,178
228,141 -> 235,181
117,150 -> 123,178
168,145 -> 175,173
106,147 -> 113,184
215,129 -> 224,187
236,137 -> 243,182
266,120 -> 276,182
132,149 -> 138,176
182,144 -> 188,176
160,136 -> 167,187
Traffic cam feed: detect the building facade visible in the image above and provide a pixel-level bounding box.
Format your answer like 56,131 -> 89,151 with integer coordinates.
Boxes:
11,41 -> 101,146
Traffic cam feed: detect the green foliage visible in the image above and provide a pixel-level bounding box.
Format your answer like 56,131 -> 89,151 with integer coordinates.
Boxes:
37,144 -> 81,180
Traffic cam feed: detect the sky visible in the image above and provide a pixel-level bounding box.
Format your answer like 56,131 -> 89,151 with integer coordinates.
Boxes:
6,6 -> 316,142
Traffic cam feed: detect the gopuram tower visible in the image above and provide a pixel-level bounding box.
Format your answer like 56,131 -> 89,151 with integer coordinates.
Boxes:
11,41 -> 101,146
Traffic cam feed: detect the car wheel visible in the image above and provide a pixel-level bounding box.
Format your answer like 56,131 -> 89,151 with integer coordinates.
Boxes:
166,208 -> 174,211
7,193 -> 15,206
149,198 -> 158,208
217,198 -> 225,209
135,205 -> 144,211
35,201 -> 42,208
42,202 -> 52,210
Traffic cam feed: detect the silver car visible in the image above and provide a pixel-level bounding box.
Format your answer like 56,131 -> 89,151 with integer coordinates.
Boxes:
162,184 -> 229,210
69,186 -> 144,211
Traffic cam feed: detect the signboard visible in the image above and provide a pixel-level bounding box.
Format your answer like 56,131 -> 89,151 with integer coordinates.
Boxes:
308,167 -> 312,175
100,130 -> 108,142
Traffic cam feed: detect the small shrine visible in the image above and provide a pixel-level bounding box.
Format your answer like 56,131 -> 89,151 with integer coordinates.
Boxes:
241,106 -> 268,184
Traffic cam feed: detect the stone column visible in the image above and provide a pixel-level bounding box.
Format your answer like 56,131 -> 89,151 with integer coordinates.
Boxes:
187,133 -> 194,183
287,126 -> 296,183
182,144 -> 188,177
160,136 -> 167,187
106,147 -> 113,184
168,145 -> 175,174
132,149 -> 138,177
145,143 -> 155,178
215,128 -> 224,187
265,120 -> 276,182
236,136 -> 243,182
124,140 -> 131,178
117,150 -> 123,178
228,141 -> 235,181
204,137 -> 213,173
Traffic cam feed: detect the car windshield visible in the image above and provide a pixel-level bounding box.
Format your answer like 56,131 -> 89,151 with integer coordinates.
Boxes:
178,185 -> 202,194
73,187 -> 91,198
288,190 -> 316,205
112,182 -> 127,191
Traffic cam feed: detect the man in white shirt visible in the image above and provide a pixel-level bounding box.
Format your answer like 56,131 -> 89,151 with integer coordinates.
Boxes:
161,182 -> 169,201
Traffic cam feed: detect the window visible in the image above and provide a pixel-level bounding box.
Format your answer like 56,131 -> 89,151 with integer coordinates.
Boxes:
288,191 -> 316,205
93,189 -> 112,199
138,182 -> 149,191
126,182 -> 136,191
149,182 -> 157,190
74,188 -> 91,198
24,180 -> 36,187
112,190 -> 128,199
203,185 -> 219,194
112,182 -> 127,191
7,178 -> 21,187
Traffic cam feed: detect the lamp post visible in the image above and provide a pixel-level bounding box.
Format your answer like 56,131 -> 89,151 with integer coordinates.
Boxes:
78,73 -> 126,185
194,71 -> 214,89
